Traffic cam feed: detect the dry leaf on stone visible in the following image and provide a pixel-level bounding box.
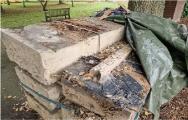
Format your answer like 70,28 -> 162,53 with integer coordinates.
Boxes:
13,96 -> 17,99
79,72 -> 85,76
15,108 -> 19,112
7,96 -> 12,99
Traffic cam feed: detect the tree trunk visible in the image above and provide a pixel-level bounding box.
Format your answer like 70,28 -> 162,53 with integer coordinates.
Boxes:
7,0 -> 10,5
71,0 -> 74,7
23,0 -> 26,7
59,0 -> 63,4
39,0 -> 48,11
1,5 -> 4,14
128,0 -> 165,17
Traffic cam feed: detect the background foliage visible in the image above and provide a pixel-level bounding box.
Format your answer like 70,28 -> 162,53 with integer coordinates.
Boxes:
183,0 -> 188,17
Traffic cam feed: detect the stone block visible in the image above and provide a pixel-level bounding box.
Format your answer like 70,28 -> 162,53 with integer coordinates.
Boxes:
15,66 -> 61,110
2,18 -> 124,85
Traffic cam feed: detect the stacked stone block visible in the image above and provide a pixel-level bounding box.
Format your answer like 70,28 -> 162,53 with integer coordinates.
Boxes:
2,18 -> 150,120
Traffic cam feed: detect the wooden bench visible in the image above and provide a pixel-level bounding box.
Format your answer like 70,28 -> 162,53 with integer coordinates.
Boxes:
44,8 -> 70,22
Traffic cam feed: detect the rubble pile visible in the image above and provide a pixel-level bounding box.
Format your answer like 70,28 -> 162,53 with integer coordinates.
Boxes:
2,17 -> 150,120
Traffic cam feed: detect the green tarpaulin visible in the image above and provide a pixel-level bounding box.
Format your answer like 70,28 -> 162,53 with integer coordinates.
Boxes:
106,12 -> 188,119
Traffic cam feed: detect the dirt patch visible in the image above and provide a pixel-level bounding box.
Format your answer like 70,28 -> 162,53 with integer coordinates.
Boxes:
50,19 -> 104,41
140,88 -> 188,120
160,87 -> 188,120
62,19 -> 105,32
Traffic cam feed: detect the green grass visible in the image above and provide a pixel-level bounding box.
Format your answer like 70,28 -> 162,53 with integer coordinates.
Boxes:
1,2 -> 127,28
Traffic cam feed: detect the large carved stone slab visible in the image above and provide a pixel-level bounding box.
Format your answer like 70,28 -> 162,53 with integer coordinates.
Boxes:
2,18 -> 124,85
15,66 -> 61,110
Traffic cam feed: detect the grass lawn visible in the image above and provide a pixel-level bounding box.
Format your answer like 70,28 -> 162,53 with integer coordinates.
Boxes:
1,1 -> 128,28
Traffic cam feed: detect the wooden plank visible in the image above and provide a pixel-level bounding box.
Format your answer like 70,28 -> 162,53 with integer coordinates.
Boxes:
90,45 -> 132,79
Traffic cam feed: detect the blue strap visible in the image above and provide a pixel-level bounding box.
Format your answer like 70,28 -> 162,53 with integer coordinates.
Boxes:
19,81 -> 70,111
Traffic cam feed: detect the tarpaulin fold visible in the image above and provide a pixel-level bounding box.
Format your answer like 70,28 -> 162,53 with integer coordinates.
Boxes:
106,12 -> 188,119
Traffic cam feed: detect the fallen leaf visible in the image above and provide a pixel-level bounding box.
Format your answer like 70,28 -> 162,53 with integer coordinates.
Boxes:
83,76 -> 92,80
79,72 -> 85,76
7,96 -> 12,99
13,96 -> 17,99
80,109 -> 84,115
144,111 -> 150,116
21,102 -> 25,106
24,102 -> 28,106
19,107 -> 23,111
83,73 -> 94,78
89,60 -> 95,64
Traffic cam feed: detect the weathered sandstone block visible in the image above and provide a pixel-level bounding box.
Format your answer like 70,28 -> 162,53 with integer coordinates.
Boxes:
15,66 -> 61,110
2,18 -> 124,85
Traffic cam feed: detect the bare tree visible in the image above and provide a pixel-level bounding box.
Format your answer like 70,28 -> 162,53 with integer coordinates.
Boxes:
128,0 -> 165,17
39,0 -> 48,11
